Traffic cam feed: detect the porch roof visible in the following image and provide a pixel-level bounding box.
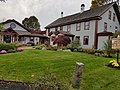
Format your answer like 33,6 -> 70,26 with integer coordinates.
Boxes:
97,31 -> 113,36
19,34 -> 48,38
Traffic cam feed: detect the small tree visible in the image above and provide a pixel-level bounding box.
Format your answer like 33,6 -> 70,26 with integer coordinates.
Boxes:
112,30 -> 120,38
53,36 -> 71,47
68,40 -> 81,51
103,40 -> 112,57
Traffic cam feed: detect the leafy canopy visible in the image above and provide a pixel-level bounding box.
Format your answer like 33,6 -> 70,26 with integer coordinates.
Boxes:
0,0 -> 6,2
22,16 -> 40,30
112,30 -> 120,38
0,24 -> 3,32
90,0 -> 110,9
53,36 -> 71,46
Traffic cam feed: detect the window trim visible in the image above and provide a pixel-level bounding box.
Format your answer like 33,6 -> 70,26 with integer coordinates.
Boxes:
84,22 -> 90,30
76,23 -> 81,31
113,13 -> 115,22
83,36 -> 89,45
60,26 -> 63,31
109,11 -> 111,20
104,22 -> 107,31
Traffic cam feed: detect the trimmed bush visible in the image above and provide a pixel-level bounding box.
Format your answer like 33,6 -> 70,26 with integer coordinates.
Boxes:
35,44 -> 46,50
0,43 -> 17,51
83,49 -> 95,54
27,42 -> 35,46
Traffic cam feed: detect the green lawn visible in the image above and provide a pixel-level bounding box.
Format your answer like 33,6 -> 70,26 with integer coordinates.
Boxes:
0,50 -> 120,90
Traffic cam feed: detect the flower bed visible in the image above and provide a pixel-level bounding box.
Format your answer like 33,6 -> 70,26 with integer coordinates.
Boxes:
17,48 -> 23,52
0,50 -> 7,54
107,60 -> 120,69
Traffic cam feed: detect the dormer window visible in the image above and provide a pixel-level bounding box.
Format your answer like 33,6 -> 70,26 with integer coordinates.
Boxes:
67,25 -> 71,31
84,21 -> 90,30
113,13 -> 115,22
109,11 -> 111,20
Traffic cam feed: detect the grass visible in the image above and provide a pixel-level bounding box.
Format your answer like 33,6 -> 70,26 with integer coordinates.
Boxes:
0,49 -> 120,90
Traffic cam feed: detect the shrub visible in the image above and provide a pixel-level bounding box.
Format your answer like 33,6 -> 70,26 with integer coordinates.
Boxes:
0,43 -> 17,51
27,42 -> 35,46
7,49 -> 16,53
53,36 -> 71,47
68,40 -> 81,52
95,49 -> 103,54
103,40 -> 113,57
35,44 -> 46,50
83,49 -> 95,54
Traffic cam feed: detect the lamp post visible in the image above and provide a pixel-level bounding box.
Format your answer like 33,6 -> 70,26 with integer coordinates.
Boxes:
116,49 -> 119,63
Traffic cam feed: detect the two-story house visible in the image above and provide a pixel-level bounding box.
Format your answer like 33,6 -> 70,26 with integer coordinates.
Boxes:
45,2 -> 120,50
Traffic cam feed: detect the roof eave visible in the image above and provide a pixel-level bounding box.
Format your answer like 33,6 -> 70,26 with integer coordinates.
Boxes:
45,16 -> 101,29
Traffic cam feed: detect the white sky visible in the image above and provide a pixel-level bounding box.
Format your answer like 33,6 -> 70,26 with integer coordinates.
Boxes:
0,0 -> 92,30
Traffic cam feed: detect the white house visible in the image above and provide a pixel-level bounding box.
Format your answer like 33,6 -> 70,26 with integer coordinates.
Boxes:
45,2 -> 120,50
0,19 -> 48,45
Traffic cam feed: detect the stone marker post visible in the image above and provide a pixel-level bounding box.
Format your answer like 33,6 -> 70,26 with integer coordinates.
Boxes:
72,62 -> 84,89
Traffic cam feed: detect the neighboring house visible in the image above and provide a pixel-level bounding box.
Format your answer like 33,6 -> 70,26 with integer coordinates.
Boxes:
45,2 -> 120,50
0,19 -> 48,45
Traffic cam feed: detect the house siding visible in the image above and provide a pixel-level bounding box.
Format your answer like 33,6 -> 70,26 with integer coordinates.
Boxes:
97,6 -> 120,49
98,7 -> 120,33
3,22 -> 27,31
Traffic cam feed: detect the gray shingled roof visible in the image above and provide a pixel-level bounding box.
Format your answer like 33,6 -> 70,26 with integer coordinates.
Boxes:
48,31 -> 75,36
45,2 -> 119,28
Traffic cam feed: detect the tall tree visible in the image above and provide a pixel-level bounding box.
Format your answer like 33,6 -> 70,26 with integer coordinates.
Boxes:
22,16 -> 40,30
90,0 -> 111,8
91,0 -> 99,9
0,0 -> 6,2
0,24 -> 3,32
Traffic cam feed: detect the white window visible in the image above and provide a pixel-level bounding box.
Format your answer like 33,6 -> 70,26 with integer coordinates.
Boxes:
84,22 -> 90,30
67,25 -> 71,31
83,36 -> 89,45
113,13 -> 115,22
104,22 -> 107,31
109,11 -> 111,20
76,23 -> 81,31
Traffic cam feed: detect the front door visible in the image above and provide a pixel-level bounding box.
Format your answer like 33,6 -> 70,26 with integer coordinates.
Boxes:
4,35 -> 11,43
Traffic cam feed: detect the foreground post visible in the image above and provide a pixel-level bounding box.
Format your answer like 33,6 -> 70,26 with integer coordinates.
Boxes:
72,62 -> 84,89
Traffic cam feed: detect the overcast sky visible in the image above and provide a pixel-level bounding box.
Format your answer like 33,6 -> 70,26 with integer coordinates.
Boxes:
0,0 -> 92,30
